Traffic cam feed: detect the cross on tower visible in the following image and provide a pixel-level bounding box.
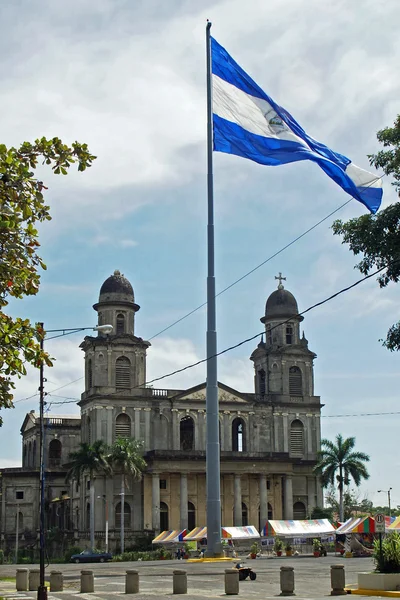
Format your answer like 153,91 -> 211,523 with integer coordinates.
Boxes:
275,272 -> 286,289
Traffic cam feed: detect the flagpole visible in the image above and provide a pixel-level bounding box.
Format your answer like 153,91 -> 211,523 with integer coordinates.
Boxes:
205,20 -> 222,558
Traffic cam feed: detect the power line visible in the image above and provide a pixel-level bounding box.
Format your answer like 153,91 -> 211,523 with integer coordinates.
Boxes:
322,411 -> 400,418
140,262 -> 390,388
148,198 -> 352,340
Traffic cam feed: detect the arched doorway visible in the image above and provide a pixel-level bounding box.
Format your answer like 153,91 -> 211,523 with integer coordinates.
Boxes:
241,502 -> 248,526
115,502 -> 131,528
293,501 -> 307,519
188,501 -> 196,531
160,502 -> 169,531
48,439 -> 62,467
180,416 -> 194,451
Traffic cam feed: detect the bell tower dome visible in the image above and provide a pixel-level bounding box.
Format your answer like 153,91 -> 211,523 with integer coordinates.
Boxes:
80,270 -> 150,401
250,274 -> 316,400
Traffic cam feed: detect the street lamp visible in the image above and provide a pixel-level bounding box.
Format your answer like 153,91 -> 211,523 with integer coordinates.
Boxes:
97,495 -> 109,553
38,322 -> 113,600
377,488 -> 393,517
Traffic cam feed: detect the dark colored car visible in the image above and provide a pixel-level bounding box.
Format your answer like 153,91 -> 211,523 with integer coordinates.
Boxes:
70,550 -> 113,563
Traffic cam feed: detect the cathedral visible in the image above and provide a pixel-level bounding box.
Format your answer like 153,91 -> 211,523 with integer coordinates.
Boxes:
0,271 -> 323,551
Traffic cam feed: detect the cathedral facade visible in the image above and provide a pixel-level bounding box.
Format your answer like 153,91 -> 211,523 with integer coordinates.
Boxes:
0,271 -> 323,551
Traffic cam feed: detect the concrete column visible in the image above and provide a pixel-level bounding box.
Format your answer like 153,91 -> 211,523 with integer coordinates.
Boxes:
180,473 -> 188,530
172,409 -> 180,450
233,474 -> 242,526
80,570 -> 94,593
50,571 -> 63,592
273,414 -> 280,452
126,570 -> 139,594
106,407 -> 113,445
283,414 -> 289,453
330,565 -> 346,596
173,570 -> 187,594
284,475 -> 293,520
307,476 -> 316,516
28,570 -> 40,591
144,409 -> 151,447
259,474 -> 268,532
134,408 -> 141,439
16,569 -> 28,591
224,413 -> 231,451
280,566 -> 295,596
225,569 -> 239,595
316,475 -> 324,508
152,473 -> 160,531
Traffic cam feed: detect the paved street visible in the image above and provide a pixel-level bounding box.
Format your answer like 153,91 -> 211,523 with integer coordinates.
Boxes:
0,555 -> 374,599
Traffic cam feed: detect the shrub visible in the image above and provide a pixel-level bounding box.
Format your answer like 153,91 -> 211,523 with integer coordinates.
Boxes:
374,533 -> 400,573
64,546 -> 82,563
0,549 -> 4,565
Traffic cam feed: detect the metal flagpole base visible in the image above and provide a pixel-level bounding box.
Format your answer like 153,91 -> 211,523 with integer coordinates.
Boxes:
37,585 -> 47,600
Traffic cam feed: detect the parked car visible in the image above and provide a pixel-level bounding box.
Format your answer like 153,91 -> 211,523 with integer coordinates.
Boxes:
70,550 -> 113,563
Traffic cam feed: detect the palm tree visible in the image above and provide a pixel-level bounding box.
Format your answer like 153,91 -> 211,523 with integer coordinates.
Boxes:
314,434 -> 370,522
66,440 -> 111,550
109,438 -> 146,553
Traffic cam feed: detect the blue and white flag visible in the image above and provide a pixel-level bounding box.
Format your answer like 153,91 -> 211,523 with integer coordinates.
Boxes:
211,37 -> 383,214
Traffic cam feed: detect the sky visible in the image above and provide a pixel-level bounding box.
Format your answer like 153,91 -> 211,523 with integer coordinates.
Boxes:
0,0 -> 399,510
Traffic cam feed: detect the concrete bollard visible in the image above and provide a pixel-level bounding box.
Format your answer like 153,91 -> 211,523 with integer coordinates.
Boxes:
50,570 -> 63,592
331,565 -> 347,596
125,570 -> 139,594
280,566 -> 295,596
224,569 -> 239,595
16,569 -> 29,591
29,569 -> 40,591
173,569 -> 187,594
81,570 -> 94,593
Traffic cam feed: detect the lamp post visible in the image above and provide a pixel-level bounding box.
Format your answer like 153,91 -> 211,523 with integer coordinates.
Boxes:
378,488 -> 393,517
97,495 -> 109,553
37,322 -> 113,600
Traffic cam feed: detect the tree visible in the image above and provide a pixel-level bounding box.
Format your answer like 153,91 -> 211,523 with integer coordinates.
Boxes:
0,137 -> 95,421
332,114 -> 400,351
66,440 -> 111,550
310,506 -> 334,520
313,434 -> 370,522
109,438 -> 146,554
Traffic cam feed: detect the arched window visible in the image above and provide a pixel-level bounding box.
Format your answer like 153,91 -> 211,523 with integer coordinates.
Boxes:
87,416 -> 92,444
115,502 -> 131,528
23,445 -> 27,467
49,439 -> 62,467
289,366 -> 302,396
116,356 -> 131,388
258,370 -> 266,396
180,416 -> 194,451
160,501 -> 169,531
293,501 -> 306,519
86,502 -> 90,529
115,413 -> 131,439
16,512 -> 23,532
268,502 -> 273,520
32,440 -> 36,467
241,502 -> 248,526
116,313 -> 125,335
266,324 -> 272,345
88,359 -> 93,389
188,501 -> 196,531
232,418 -> 246,452
28,441 -> 32,467
290,419 -> 304,456
286,324 -> 293,344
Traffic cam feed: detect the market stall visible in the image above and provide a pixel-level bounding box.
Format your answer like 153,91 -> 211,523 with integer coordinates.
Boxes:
262,519 -> 335,537
152,529 -> 187,544
183,525 -> 260,541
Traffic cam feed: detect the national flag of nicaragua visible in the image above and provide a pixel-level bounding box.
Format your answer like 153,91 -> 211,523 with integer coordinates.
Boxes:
211,37 -> 383,214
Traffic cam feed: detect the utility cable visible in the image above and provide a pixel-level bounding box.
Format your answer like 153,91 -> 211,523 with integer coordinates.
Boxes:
148,198 -> 353,340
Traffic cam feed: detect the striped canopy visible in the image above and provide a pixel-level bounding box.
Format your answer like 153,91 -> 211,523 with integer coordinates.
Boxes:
336,516 -> 394,534
262,519 -> 335,537
222,526 -> 260,539
183,526 -> 207,541
183,525 -> 260,541
388,517 -> 400,530
152,529 -> 187,544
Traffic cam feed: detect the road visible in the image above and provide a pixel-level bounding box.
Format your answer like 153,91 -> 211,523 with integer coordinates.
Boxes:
0,555 -> 374,600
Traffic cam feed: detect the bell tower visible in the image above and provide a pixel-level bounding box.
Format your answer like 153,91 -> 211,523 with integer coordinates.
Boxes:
80,270 -> 150,398
250,274 -> 316,399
